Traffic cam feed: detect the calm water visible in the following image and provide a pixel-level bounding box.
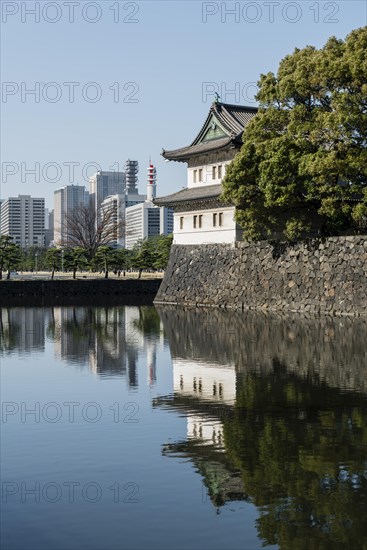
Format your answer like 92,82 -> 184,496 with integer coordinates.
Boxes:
1,305 -> 366,550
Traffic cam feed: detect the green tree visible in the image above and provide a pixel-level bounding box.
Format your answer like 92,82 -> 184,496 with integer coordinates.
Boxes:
153,234 -> 173,270
64,247 -> 89,279
20,246 -> 48,272
130,238 -> 156,278
45,248 -> 62,280
0,236 -> 22,279
110,248 -> 131,276
222,27 -> 367,240
94,246 -> 117,279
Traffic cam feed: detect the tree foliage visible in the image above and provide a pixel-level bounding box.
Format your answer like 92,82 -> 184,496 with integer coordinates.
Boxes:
130,234 -> 173,276
64,247 -> 89,279
222,27 -> 367,240
45,248 -> 61,279
0,236 -> 22,279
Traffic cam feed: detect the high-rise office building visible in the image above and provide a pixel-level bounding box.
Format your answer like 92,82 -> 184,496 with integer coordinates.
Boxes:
54,185 -> 89,246
89,171 -> 126,213
125,160 -> 139,193
0,195 -> 45,247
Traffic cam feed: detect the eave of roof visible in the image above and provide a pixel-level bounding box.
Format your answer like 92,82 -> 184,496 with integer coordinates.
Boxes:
162,137 -> 239,162
154,184 -> 223,207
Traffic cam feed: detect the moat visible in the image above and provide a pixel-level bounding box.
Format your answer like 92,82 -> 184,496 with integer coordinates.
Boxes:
1,305 -> 366,550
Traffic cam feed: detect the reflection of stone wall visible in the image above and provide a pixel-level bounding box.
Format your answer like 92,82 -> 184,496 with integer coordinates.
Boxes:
155,236 -> 367,315
0,279 -> 162,306
156,306 -> 367,394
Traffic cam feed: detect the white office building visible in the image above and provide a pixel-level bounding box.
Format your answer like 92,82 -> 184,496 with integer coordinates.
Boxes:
101,187 -> 147,249
0,195 -> 45,247
54,185 -> 89,246
125,161 -> 173,249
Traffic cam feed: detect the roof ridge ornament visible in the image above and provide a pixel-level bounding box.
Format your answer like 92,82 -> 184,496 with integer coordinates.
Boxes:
214,92 -> 220,104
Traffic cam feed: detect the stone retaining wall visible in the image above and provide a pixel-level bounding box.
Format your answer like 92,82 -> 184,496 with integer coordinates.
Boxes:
154,236 -> 367,315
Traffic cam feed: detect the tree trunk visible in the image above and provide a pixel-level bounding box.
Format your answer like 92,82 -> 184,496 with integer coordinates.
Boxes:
6,270 -> 10,280
0,269 -> 2,280
51,268 -> 55,280
73,268 -> 76,280
138,269 -> 142,279
105,270 -> 109,279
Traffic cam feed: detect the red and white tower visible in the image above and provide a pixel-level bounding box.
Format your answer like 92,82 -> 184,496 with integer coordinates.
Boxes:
146,160 -> 157,202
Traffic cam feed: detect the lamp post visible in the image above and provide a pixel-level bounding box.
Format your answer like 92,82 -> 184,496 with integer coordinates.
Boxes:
35,252 -> 38,273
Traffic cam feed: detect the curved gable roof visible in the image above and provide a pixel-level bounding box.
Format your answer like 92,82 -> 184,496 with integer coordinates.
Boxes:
162,102 -> 258,162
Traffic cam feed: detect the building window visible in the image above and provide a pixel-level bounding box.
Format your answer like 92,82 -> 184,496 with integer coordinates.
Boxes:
199,215 -> 203,228
193,215 -> 197,228
219,213 -> 223,226
218,165 -> 222,179
180,216 -> 184,230
198,168 -> 203,182
212,166 -> 216,180
213,213 -> 217,227
193,170 -> 197,183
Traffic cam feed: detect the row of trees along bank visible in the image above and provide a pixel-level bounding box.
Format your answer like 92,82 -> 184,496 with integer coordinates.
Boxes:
0,234 -> 173,280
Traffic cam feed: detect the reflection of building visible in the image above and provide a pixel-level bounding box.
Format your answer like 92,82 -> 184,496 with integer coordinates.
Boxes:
146,343 -> 157,386
0,308 -> 46,352
51,306 -> 160,387
154,317 -> 245,508
173,359 -> 236,405
154,305 -> 367,512
53,307 -> 91,365
0,195 -> 45,247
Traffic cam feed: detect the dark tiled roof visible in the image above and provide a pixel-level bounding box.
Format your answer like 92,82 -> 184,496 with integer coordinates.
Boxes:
192,102 -> 258,144
161,137 -> 235,161
154,184 -> 222,206
162,102 -> 257,162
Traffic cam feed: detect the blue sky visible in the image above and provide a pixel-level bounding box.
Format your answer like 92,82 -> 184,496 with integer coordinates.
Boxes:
1,0 -> 366,208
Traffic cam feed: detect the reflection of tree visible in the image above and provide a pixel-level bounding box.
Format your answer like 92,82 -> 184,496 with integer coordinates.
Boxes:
222,361 -> 367,549
133,306 -> 161,337
0,309 -> 19,352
